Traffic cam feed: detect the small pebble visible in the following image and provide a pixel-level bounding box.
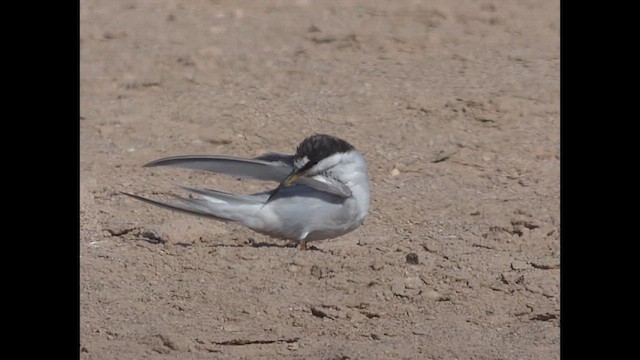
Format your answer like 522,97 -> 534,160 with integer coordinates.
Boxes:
406,252 -> 419,265
511,260 -> 529,270
239,253 -> 258,260
425,289 -> 442,300
404,277 -> 423,290
391,280 -> 407,297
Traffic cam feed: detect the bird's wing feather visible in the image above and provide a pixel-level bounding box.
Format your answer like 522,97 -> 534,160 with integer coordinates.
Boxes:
253,152 -> 295,165
144,153 -> 351,198
144,155 -> 294,182
177,185 -> 265,204
298,176 -> 352,198
121,192 -> 232,221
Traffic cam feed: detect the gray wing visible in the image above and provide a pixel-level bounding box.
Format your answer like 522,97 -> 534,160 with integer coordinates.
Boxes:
144,152 -> 351,198
121,192 -> 232,221
144,153 -> 294,182
122,186 -> 267,222
297,176 -> 352,198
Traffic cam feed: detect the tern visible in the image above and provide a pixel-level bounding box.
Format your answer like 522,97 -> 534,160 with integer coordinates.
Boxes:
123,134 -> 371,250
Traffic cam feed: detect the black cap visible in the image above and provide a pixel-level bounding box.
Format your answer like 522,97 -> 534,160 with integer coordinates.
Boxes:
295,134 -> 355,167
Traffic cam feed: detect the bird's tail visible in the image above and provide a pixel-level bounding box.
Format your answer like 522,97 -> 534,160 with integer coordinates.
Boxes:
122,186 -> 265,223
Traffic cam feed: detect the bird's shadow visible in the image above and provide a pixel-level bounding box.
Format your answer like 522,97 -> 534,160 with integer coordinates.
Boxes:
175,241 -> 324,252
145,239 -> 323,251
208,241 -> 323,251
209,241 -> 285,248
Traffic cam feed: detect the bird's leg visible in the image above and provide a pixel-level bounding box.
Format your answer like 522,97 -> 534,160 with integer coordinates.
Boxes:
299,240 -> 308,251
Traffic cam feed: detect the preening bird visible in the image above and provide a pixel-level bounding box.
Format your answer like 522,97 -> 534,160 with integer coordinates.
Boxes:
124,134 -> 371,250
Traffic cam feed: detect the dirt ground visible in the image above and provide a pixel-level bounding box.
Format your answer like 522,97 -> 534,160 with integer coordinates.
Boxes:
80,0 -> 560,358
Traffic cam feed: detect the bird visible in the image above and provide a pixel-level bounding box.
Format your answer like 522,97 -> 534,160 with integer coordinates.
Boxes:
123,134 -> 371,250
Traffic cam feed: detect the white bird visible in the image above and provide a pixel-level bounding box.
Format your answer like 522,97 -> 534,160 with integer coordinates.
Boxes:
123,134 -> 371,250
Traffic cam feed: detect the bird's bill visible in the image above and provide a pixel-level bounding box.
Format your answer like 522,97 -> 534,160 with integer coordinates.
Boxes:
266,168 -> 307,202
283,169 -> 306,187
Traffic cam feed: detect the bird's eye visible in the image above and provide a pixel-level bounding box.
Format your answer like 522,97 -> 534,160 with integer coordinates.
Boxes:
300,160 -> 318,173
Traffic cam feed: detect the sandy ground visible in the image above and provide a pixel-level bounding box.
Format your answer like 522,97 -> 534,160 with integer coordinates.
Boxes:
80,0 -> 560,358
